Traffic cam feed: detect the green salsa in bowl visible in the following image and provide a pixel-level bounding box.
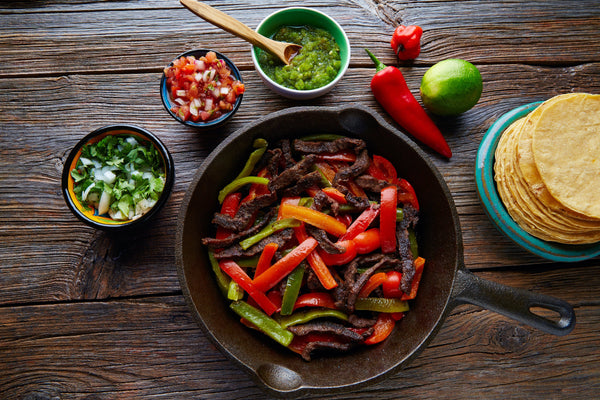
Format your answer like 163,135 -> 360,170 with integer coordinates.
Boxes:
251,8 -> 350,100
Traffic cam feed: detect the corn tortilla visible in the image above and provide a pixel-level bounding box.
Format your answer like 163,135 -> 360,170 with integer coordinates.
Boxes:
532,93 -> 600,219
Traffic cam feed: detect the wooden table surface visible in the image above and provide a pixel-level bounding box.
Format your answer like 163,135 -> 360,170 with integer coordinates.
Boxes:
1,1 -> 599,398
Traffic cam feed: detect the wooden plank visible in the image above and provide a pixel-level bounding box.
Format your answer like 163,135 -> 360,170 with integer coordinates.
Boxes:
0,286 -> 596,399
1,63 -> 600,304
1,0 -> 599,76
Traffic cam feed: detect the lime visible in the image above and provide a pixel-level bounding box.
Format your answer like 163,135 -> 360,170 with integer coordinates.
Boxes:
420,59 -> 483,116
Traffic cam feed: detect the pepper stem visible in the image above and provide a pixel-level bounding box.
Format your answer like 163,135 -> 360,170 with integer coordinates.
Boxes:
365,48 -> 387,73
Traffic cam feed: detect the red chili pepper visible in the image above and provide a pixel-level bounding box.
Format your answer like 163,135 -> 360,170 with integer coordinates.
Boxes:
365,49 -> 452,158
380,186 -> 398,253
390,25 -> 423,60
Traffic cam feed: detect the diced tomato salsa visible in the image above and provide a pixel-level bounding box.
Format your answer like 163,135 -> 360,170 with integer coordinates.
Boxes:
163,51 -> 245,122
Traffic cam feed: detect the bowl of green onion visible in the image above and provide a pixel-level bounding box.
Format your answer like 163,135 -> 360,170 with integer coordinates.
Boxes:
62,125 -> 174,231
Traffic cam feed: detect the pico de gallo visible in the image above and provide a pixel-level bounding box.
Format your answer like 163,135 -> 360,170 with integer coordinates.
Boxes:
202,135 -> 424,361
163,51 -> 245,123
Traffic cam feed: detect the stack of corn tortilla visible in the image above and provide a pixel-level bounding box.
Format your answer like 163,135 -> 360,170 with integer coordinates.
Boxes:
494,93 -> 600,244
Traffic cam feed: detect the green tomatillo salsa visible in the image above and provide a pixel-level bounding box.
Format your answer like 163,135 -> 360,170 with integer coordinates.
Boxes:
258,25 -> 341,90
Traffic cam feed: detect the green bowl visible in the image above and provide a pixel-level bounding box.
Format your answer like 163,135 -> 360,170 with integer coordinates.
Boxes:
251,7 -> 350,100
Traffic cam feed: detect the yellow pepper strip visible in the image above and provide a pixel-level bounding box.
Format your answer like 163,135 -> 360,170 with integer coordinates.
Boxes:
279,203 -> 347,237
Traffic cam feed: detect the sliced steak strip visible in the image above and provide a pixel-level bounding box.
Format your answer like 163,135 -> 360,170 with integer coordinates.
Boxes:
345,256 -> 401,312
306,224 -> 345,254
213,228 -> 294,260
280,139 -> 296,168
396,204 -> 420,292
281,170 -> 322,197
268,154 -> 317,192
202,208 -> 276,249
292,137 -> 366,154
212,192 -> 277,232
299,341 -> 354,362
333,149 -> 370,183
288,321 -> 365,342
355,174 -> 388,193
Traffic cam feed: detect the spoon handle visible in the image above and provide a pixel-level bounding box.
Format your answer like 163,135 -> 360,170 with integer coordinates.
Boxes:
180,0 -> 275,50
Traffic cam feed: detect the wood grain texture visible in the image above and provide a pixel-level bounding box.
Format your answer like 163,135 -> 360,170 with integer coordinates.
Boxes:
1,0 -> 599,398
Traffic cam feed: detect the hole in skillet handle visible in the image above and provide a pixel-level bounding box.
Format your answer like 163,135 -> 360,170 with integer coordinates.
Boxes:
450,268 -> 576,336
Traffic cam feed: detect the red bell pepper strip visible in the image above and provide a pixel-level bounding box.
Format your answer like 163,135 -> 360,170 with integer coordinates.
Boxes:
241,167 -> 271,204
254,242 -> 278,278
380,186 -> 398,253
358,272 -> 387,298
336,213 -> 353,228
353,228 -> 381,254
382,271 -> 403,298
293,292 -> 337,310
364,312 -> 396,345
368,155 -> 398,183
219,260 -> 278,316
365,48 -> 452,158
294,224 -> 338,290
279,203 -> 347,237
319,240 -> 357,266
339,204 -> 380,241
322,187 -> 347,204
215,192 -> 242,239
401,257 -> 425,300
390,25 -> 423,60
252,237 -> 318,292
396,178 -> 419,210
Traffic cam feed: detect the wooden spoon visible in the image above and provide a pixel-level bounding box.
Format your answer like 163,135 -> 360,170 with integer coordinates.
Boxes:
179,0 -> 302,65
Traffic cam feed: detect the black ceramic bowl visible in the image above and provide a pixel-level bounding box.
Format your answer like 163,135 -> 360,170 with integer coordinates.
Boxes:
62,125 -> 174,231
176,105 -> 574,397
160,49 -> 244,129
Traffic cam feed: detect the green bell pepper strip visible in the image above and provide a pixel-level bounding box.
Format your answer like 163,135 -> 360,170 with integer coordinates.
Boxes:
218,176 -> 269,204
279,309 -> 349,329
235,256 -> 259,268
408,228 -> 418,258
208,251 -> 230,296
396,207 -> 404,222
233,138 -> 268,181
239,218 -> 301,250
314,165 -> 333,187
280,264 -> 305,316
227,280 -> 244,301
354,297 -> 409,313
299,134 -> 345,141
230,301 -> 294,347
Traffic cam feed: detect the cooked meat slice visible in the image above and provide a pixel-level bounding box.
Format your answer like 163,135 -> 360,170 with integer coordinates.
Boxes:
202,208 -> 276,249
355,174 -> 388,193
288,321 -> 365,342
292,137 -> 366,154
333,185 -> 370,211
333,149 -> 370,183
280,139 -> 296,168
213,228 -> 294,260
348,314 -> 377,328
281,170 -> 322,197
312,190 -> 341,215
268,154 -> 317,192
345,256 -> 401,312
306,224 -> 345,254
299,341 -> 354,362
212,192 -> 277,232
396,204 -> 420,292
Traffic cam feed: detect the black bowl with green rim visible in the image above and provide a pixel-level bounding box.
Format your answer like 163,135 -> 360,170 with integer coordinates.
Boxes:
62,125 -> 174,231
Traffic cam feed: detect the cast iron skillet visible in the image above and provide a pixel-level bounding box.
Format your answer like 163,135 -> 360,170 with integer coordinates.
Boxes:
176,105 -> 575,398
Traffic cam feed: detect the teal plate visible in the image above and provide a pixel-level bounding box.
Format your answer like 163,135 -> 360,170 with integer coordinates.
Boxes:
475,101 -> 600,262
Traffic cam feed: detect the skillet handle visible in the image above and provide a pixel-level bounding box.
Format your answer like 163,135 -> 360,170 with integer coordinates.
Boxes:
450,268 -> 575,336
